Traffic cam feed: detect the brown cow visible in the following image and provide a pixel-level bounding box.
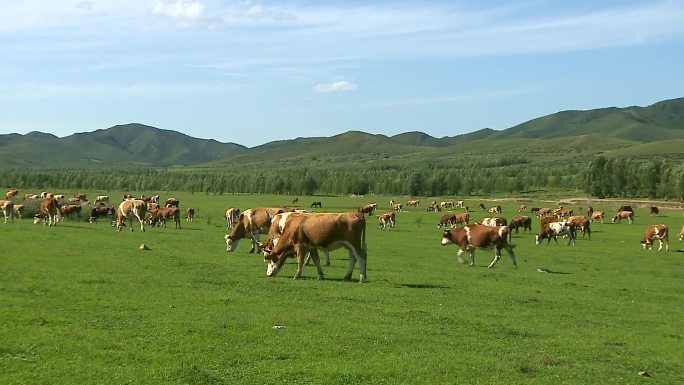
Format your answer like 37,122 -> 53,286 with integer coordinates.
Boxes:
148,206 -> 181,229
6,189 -> 18,201
185,208 -> 195,222
115,199 -> 146,232
649,206 -> 659,216
407,199 -> 420,207
34,197 -> 61,226
1,200 -> 14,223
590,211 -> 605,223
88,206 -> 115,223
12,204 -> 24,219
612,211 -> 634,224
165,198 -> 180,208
518,204 -> 527,212
554,208 -> 574,219
225,207 -> 240,229
679,224 -> 684,242
377,212 -> 396,230
262,211 -> 332,267
509,216 -> 532,234
224,208 -> 284,253
539,216 -> 560,229
641,224 -> 669,251
261,212 -> 368,282
536,208 -> 551,219
357,203 -> 377,217
568,216 -> 591,239
73,193 -> 87,201
440,224 -> 516,268
60,204 -> 82,220
392,203 -> 403,212
480,217 -> 507,227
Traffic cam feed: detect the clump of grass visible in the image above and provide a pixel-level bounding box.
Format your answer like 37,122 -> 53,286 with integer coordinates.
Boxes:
205,214 -> 211,225
414,216 -> 424,228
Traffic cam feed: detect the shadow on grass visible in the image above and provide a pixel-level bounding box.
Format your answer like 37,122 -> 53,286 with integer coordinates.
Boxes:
394,283 -> 451,289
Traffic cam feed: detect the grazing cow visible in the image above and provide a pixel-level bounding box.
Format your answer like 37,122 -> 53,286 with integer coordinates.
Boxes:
536,221 -> 576,246
530,207 -> 541,216
440,224 -> 516,268
67,197 -> 80,204
12,204 -> 24,219
568,216 -> 591,239
115,199 -> 147,232
590,211 -> 605,223
679,224 -> 684,241
225,207 -> 240,229
60,204 -> 82,220
149,206 -> 182,229
185,208 -> 195,222
122,194 -> 133,201
357,203 -> 377,217
509,216 -> 532,234
478,203 -> 487,211
377,212 -> 395,230
437,213 -> 458,229
554,208 -> 574,219
612,211 -> 634,224
224,208 -> 284,253
440,201 -> 454,210
536,208 -> 551,219
1,200 -> 14,223
95,195 -> 109,204
6,189 -> 18,200
488,205 -> 502,214
392,203 -> 403,212
34,197 -> 61,226
165,198 -> 180,208
649,206 -> 659,216
641,224 -> 669,251
88,206 -> 115,223
455,200 -> 465,208
310,201 -> 322,208
262,211 -> 332,267
407,199 -> 419,207
261,212 -> 368,282
518,204 -> 527,212
427,203 -> 441,212
481,217 -> 506,227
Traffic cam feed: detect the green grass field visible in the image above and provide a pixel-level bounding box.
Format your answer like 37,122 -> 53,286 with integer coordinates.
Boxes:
1,193 -> 683,384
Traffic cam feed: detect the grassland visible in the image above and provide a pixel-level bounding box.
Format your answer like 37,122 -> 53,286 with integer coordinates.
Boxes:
1,192 -> 683,384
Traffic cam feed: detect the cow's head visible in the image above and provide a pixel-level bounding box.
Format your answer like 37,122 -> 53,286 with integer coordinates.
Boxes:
224,234 -> 238,252
263,252 -> 284,277
440,230 -> 453,246
33,213 -> 43,225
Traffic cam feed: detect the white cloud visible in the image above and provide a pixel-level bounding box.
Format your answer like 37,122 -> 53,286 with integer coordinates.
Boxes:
313,80 -> 358,94
151,1 -> 205,21
245,4 -> 296,21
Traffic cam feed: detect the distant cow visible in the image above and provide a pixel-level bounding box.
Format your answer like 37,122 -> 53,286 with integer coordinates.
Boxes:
536,221 -> 576,246
612,211 -> 634,224
225,207 -> 240,229
518,204 -> 527,212
12,204 -> 24,219
292,197 -> 299,205
60,204 -> 82,220
488,205 -> 502,214
95,195 -> 109,204
455,200 -> 465,208
440,224 -> 516,268
509,216 -> 532,234
536,208 -> 551,219
115,199 -> 147,232
357,203 -> 377,217
261,212 -> 368,282
185,208 -> 195,222
310,201 -> 322,208
377,212 -> 395,230
73,193 -> 87,201
165,198 -> 180,208
641,224 -> 669,251
149,206 -> 181,229
392,203 -> 403,212
649,206 -> 659,216
89,206 -> 115,223
478,203 -> 487,211
481,217 -> 506,227
407,199 -> 419,207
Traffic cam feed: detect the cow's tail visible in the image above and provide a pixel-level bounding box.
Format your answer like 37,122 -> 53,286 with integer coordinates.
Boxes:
506,226 -> 515,248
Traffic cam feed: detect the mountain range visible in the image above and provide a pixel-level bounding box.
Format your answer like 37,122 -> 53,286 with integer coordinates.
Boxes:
1,97 -> 683,169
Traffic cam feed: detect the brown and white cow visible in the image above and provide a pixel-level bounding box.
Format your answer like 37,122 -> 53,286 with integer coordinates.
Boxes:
34,197 -> 61,226
88,206 -> 115,223
165,197 -> 180,208
12,203 -> 24,219
509,215 -> 532,234
679,224 -> 684,242
224,208 -> 284,253
225,207 -> 240,229
357,203 -> 377,217
6,189 -> 18,201
440,224 -> 516,268
73,193 -> 87,202
392,203 -> 403,212
440,201 -> 454,210
115,199 -> 146,232
148,206 -> 181,229
554,208 -> 574,219
536,221 -> 576,246
480,217 -> 506,227
185,208 -> 195,222
407,199 -> 419,207
261,212 -> 368,282
455,200 -> 465,208
649,206 -> 659,216
377,212 -> 396,230
568,216 -> 591,239
518,204 -> 527,212
1,200 -> 14,223
612,211 -> 634,224
590,211 -> 605,223
263,211 -> 333,267
536,208 -> 551,219
641,224 -> 669,251
60,204 -> 82,220
24,193 -> 39,200
488,205 -> 502,214
95,195 -> 109,204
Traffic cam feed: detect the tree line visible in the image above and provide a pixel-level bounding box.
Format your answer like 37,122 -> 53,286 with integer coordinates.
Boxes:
1,156 -> 683,200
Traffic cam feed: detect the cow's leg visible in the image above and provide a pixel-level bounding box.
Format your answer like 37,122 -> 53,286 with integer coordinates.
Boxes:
468,246 -> 476,267
249,231 -> 260,253
323,249 -> 330,266
488,246 -> 502,268
308,249 -> 325,280
343,249 -> 357,281
456,248 -> 468,264
293,247 -> 305,279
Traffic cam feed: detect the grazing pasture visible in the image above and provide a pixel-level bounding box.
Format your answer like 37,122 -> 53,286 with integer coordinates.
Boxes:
1,193 -> 683,384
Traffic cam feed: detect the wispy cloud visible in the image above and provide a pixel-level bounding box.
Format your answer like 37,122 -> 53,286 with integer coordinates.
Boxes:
151,0 -> 205,25
359,87 -> 542,109
313,80 -> 358,94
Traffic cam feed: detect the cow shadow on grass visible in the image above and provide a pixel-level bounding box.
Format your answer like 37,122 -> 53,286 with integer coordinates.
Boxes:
394,283 -> 450,289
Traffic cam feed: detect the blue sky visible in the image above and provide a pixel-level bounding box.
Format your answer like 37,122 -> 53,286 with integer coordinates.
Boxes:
1,0 -> 683,147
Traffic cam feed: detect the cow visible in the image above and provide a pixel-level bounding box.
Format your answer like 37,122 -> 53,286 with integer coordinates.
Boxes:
440,224 -> 516,268
73,193 -> 87,201
185,208 -> 195,222
53,194 -> 65,202
407,199 -> 419,207
40,192 -> 49,198
539,216 -> 560,229
536,221 -> 576,246
261,212 -> 368,282
488,205 -> 502,214
115,199 -> 147,232
24,193 -> 39,200
67,197 -> 81,204
509,216 -> 532,234
554,208 -> 574,219
225,207 -> 240,229
148,206 -> 181,229
568,216 -> 591,239
590,211 -> 605,223
165,198 -> 180,208
12,204 -> 24,219
440,201 -> 454,210
679,224 -> 684,242
518,204 -> 527,212
357,203 -> 377,217
1,200 -> 14,223
263,211 -> 332,267
612,211 -> 634,224
640,224 -> 669,251
150,195 -> 160,204
536,208 -> 551,219
480,217 -> 506,227
60,204 -> 82,220
6,189 -> 18,201
378,212 -> 396,230
530,207 -> 541,215
292,197 -> 299,205
478,203 -> 487,211
649,206 -> 659,216
392,203 -> 403,212
224,207 -> 284,253
88,206 -> 115,223
310,201 -> 322,208
95,195 -> 109,204
437,213 -> 458,229
455,200 -> 465,208
34,197 -> 61,226
122,194 -> 133,201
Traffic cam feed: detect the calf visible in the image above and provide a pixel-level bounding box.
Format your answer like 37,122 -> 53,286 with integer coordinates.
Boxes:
377,212 -> 396,230
357,203 -> 377,217
148,207 -> 181,229
1,200 -> 14,223
641,224 -> 669,251
509,215 -> 532,234
440,224 -> 516,268
185,208 -> 195,222
261,212 -> 367,282
612,211 -> 634,224
536,221 -> 576,246
225,207 -> 240,229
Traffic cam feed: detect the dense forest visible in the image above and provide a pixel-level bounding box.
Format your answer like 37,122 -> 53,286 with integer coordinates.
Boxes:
2,156 -> 683,200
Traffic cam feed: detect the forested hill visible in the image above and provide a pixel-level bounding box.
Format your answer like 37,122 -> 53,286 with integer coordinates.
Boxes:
0,97 -> 683,169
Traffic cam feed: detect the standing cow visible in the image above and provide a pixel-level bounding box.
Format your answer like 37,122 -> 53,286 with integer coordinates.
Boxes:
115,199 -> 147,232
440,224 -> 516,268
641,224 -> 669,251
536,221 -> 576,246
